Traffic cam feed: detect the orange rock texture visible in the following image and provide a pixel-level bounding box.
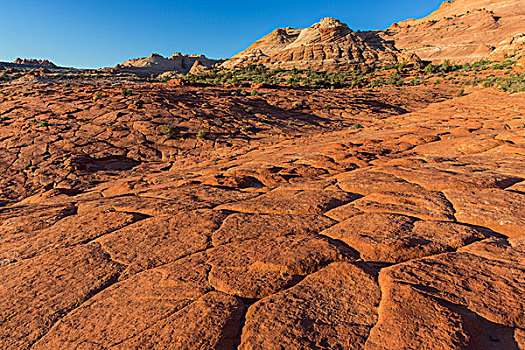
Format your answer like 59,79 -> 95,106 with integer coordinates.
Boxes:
0,76 -> 523,349
379,0 -> 525,62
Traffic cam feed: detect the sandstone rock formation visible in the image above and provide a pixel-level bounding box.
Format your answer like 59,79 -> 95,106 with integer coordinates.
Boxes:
12,58 -> 57,67
222,17 -> 421,71
380,0 -> 525,62
489,33 -> 525,61
188,59 -> 208,75
113,52 -> 222,76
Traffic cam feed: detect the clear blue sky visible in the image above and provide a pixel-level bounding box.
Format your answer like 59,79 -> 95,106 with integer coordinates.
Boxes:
0,0 -> 443,69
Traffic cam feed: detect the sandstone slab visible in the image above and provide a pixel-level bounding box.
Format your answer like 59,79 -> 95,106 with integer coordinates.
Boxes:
444,188 -> 525,237
322,213 -> 487,263
335,169 -> 423,195
216,188 -> 357,215
207,235 -> 356,298
113,292 -> 244,350
211,212 -> 336,246
366,237 -> 525,349
352,190 -> 456,221
0,243 -> 123,349
99,209 -> 226,277
0,210 -> 141,263
240,262 -> 381,350
33,254 -> 213,349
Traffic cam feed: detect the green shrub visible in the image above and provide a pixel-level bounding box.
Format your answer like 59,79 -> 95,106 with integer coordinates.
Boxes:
161,125 -> 177,139
349,123 -> 364,129
386,72 -> 404,86
121,88 -> 132,97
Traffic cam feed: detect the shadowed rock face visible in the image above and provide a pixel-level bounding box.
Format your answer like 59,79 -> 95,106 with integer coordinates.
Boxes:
222,17 -> 421,71
379,0 -> 525,63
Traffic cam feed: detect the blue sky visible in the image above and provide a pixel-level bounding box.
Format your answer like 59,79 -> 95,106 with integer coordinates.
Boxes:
0,0 -> 443,68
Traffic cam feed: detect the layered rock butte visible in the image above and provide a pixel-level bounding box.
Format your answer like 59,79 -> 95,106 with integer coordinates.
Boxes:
112,53 -> 223,76
222,17 -> 421,71
1,1 -> 525,349
379,0 -> 525,62
12,58 -> 57,68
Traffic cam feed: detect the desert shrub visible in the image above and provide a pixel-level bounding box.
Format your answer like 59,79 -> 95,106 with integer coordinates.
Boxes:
161,125 -> 177,139
424,64 -> 438,74
386,72 -> 404,86
491,60 -> 515,70
490,73 -> 525,93
370,78 -> 385,87
121,88 -> 132,97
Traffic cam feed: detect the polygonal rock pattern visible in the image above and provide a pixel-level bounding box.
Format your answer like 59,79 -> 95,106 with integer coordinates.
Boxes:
352,190 -> 456,221
322,213 -> 488,263
239,262 -> 381,349
76,195 -> 196,216
335,169 -> 423,195
0,210 -> 141,263
216,188 -> 358,215
211,212 -> 336,245
0,205 -> 76,238
32,254 -> 214,349
0,243 -> 124,349
117,291 -> 245,350
98,209 -> 227,277
366,283 -> 472,350
378,164 -> 522,191
76,185 -> 258,216
443,188 -> 525,237
207,235 -> 356,298
1,62 -> 525,350
366,237 -> 525,349
136,183 -> 257,204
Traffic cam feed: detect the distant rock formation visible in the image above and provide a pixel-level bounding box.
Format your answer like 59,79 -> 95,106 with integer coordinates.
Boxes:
222,17 -> 421,71
379,0 -> 525,63
188,60 -> 207,75
13,58 -> 57,67
489,33 -> 525,61
112,53 -> 222,76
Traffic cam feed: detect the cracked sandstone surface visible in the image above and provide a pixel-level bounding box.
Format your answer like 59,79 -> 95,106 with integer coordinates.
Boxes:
0,80 -> 524,349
